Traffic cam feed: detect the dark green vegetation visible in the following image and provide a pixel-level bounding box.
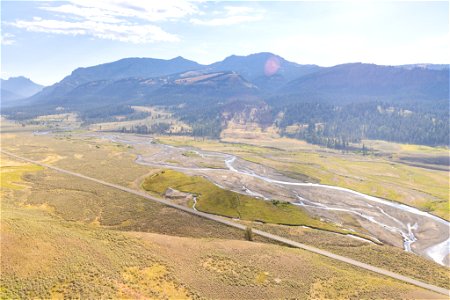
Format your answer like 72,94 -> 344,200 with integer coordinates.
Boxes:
4,53 -> 448,145
80,105 -> 149,125
142,169 -> 366,237
276,101 -> 448,146
120,122 -> 173,135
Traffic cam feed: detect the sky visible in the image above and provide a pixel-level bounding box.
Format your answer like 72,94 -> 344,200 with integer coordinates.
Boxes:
1,0 -> 449,85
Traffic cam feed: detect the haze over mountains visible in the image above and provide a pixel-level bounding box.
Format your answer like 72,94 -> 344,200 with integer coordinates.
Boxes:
1,77 -> 43,103
2,52 -> 448,146
280,63 -> 449,104
5,52 -> 447,107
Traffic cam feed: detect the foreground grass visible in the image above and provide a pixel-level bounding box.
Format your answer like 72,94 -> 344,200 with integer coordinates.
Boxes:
3,199 -> 430,299
133,231 -> 436,300
142,169 -> 372,239
0,158 -> 193,299
1,204 -> 193,299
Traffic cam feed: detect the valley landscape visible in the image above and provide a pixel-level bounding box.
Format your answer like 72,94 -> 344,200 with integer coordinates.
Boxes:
1,1 -> 449,299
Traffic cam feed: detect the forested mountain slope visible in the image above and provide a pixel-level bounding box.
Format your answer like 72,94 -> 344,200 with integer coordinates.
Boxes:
3,54 -> 448,146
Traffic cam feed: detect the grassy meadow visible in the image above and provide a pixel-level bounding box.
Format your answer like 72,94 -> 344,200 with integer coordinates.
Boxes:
158,135 -> 449,220
141,169 -> 373,239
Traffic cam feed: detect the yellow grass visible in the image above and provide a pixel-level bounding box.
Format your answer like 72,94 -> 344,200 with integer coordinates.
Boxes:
0,157 -> 43,190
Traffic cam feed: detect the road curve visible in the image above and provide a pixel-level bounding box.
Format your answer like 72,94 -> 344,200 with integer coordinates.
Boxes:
1,150 -> 449,297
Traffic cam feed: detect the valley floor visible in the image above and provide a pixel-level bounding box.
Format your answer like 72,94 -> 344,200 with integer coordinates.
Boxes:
1,122 -> 449,298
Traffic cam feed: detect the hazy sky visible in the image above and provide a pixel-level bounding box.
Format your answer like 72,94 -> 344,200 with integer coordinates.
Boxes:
1,0 -> 448,85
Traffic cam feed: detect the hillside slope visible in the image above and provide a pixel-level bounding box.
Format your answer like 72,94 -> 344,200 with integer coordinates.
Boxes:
209,52 -> 320,91
279,63 -> 449,104
19,53 -> 318,107
24,57 -> 203,107
1,76 -> 43,103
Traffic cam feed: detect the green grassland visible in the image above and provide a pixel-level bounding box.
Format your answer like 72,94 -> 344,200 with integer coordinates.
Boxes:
158,136 -> 449,220
243,152 -> 449,219
182,150 -> 200,157
142,169 -> 375,240
363,139 -> 448,155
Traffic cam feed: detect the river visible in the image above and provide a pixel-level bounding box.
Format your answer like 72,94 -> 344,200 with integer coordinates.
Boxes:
91,133 -> 450,267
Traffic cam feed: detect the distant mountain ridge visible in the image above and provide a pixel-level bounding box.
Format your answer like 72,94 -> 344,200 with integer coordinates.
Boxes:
31,71 -> 258,109
67,56 -> 203,83
22,52 -> 307,107
19,54 -> 449,110
3,53 -> 448,146
1,76 -> 43,102
28,56 -> 203,107
398,64 -> 449,71
208,52 -> 320,91
279,63 -> 449,104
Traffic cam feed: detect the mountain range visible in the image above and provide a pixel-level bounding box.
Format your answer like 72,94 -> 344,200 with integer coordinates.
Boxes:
1,76 -> 43,103
2,53 -> 448,146
13,53 -> 447,109
278,63 -> 449,105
